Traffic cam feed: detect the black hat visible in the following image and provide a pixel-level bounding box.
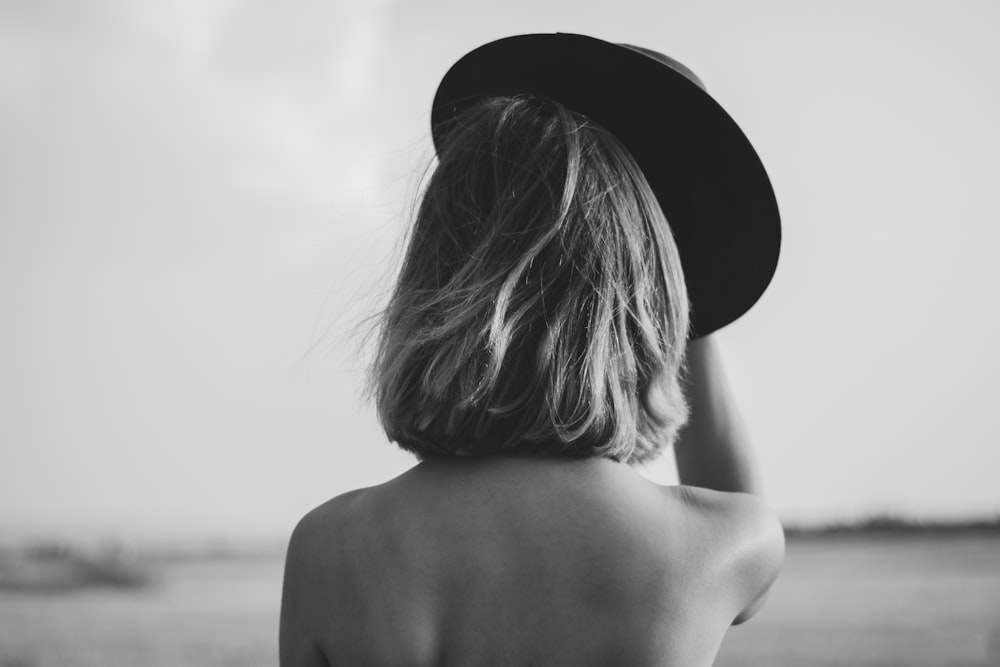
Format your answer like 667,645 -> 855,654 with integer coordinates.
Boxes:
431,33 -> 781,338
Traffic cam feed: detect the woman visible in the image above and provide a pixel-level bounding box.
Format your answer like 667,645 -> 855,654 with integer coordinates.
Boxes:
281,34 -> 784,666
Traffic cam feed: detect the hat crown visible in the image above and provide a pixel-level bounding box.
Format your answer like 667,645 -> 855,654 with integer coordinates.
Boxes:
617,43 -> 707,92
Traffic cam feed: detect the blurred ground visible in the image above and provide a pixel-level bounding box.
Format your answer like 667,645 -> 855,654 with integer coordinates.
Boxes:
0,533 -> 997,666
0,556 -> 282,667
717,533 -> 1000,667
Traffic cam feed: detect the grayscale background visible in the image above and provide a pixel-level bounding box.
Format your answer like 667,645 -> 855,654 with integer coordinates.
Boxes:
2,1 -> 998,665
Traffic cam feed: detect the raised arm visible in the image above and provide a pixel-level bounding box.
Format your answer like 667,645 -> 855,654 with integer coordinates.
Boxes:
674,333 -> 763,495
671,334 -> 783,624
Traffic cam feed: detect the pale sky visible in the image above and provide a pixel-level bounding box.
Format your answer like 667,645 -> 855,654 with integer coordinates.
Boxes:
2,0 -> 999,542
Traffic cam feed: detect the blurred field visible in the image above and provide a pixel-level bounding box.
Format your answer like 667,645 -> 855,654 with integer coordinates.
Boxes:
717,532 -> 1000,667
0,556 -> 282,667
0,533 -> 998,666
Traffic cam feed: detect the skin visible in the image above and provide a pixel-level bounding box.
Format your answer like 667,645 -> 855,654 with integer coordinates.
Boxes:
280,335 -> 785,666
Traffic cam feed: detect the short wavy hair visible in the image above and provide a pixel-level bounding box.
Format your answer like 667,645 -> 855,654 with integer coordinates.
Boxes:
369,95 -> 689,464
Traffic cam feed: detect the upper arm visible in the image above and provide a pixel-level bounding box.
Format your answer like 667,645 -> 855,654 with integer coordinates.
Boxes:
676,485 -> 785,625
724,495 -> 784,624
279,511 -> 333,667
672,335 -> 763,496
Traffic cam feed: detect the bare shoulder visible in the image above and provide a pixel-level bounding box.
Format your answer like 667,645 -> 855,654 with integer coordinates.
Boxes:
283,489 -> 370,587
280,489 -> 369,667
288,489 -> 367,555
665,485 -> 785,625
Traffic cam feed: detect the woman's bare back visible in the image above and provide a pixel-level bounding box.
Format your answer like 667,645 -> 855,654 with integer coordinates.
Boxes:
280,457 -> 783,667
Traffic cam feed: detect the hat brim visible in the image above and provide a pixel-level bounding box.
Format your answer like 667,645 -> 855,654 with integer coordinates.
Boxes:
431,33 -> 781,338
